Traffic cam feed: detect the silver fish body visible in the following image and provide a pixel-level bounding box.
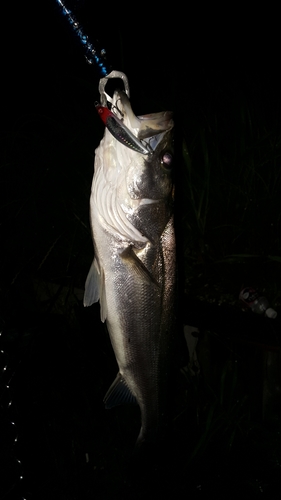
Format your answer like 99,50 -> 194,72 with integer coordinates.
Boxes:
84,87 -> 176,448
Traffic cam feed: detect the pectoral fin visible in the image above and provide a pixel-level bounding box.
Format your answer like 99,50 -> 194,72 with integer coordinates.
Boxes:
120,246 -> 160,287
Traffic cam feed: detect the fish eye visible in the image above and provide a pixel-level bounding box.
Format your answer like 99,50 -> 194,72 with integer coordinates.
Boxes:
161,151 -> 173,170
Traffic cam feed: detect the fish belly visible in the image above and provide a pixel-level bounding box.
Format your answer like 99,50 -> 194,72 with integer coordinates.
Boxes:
97,216 -> 176,446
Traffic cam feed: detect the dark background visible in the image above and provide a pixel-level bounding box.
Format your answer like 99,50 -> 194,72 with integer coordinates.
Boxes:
4,2 -> 280,125
1,2 -> 281,499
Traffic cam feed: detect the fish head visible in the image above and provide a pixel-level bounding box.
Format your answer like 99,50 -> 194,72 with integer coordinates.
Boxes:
94,89 -> 174,245
112,90 -> 174,200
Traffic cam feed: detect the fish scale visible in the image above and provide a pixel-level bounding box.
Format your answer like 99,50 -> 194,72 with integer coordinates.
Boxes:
84,79 -> 176,450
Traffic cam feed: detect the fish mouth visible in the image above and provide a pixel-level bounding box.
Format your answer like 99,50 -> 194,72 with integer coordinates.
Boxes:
98,70 -> 173,153
113,90 -> 174,144
137,111 -> 174,140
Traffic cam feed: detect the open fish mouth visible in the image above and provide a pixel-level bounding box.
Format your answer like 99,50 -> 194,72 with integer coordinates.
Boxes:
96,70 -> 173,155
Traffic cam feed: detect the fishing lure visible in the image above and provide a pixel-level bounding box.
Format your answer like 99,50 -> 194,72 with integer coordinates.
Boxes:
56,2 -> 151,153
95,70 -> 151,155
96,104 -> 151,155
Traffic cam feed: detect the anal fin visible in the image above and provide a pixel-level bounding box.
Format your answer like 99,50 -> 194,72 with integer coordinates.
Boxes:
104,373 -> 137,408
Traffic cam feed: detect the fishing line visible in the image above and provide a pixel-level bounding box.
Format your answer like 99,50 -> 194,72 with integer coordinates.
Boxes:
55,0 -> 111,76
55,1 -> 150,154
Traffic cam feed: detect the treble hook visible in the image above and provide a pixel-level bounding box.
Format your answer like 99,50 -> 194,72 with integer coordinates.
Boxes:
96,71 -> 151,155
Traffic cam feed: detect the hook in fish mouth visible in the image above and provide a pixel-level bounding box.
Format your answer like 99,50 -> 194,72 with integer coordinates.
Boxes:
95,102 -> 152,155
96,70 -> 173,156
96,71 -> 151,155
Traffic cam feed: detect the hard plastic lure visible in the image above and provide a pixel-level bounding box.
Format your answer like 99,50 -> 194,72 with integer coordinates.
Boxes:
95,70 -> 151,155
95,104 -> 151,155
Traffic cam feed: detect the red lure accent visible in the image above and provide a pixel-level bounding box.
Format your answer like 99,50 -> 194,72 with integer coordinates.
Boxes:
95,102 -> 150,155
95,104 -> 113,125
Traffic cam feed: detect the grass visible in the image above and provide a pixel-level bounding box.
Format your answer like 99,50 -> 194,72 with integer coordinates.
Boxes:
184,105 -> 281,255
177,91 -> 281,307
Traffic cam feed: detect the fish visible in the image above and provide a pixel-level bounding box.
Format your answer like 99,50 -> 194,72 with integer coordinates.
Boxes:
84,73 -> 176,450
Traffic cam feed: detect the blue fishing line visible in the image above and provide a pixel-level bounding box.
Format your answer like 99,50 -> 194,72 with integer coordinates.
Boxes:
56,0 -> 110,76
